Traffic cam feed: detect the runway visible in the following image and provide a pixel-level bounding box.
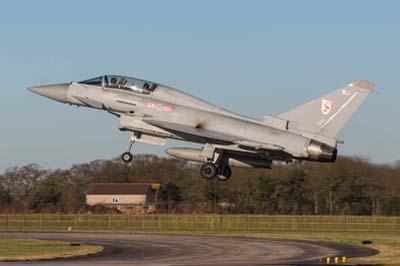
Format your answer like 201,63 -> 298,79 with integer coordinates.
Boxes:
0,232 -> 374,266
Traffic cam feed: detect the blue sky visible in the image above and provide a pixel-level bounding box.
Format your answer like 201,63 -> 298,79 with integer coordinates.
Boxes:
0,1 -> 399,171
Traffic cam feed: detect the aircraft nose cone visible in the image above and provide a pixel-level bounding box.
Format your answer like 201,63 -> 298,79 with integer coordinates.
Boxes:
28,83 -> 69,103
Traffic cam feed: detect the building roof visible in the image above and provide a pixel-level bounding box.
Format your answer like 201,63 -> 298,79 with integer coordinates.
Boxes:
87,183 -> 153,195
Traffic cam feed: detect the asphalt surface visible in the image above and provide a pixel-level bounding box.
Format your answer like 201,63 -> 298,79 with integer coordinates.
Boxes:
0,232 -> 374,266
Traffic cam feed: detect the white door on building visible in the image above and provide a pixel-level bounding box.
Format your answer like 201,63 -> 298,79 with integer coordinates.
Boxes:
112,196 -> 119,204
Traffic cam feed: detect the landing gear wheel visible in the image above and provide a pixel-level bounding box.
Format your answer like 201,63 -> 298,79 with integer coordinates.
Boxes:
216,166 -> 232,181
121,152 -> 133,163
200,163 -> 218,180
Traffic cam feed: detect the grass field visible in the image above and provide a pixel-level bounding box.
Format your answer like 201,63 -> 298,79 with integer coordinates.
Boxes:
0,238 -> 103,261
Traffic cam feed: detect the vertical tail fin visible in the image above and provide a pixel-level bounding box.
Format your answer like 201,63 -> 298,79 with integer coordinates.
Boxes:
278,81 -> 374,138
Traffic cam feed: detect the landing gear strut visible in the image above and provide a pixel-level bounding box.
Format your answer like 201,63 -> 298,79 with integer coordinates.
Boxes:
200,163 -> 232,181
121,133 -> 136,163
217,165 -> 232,181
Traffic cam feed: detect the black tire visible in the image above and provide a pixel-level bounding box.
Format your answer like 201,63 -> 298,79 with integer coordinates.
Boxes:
200,163 -> 218,179
216,166 -> 232,181
121,152 -> 133,163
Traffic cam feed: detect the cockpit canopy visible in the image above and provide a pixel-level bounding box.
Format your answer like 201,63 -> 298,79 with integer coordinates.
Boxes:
79,75 -> 159,94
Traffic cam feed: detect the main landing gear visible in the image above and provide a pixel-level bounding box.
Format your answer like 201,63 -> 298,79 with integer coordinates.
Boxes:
121,133 -> 136,163
200,162 -> 232,181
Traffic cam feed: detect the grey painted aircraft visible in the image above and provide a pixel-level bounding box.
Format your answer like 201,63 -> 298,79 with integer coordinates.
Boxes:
28,76 -> 374,181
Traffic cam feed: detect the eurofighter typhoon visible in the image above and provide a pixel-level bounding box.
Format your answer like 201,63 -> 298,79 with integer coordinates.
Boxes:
29,76 -> 374,181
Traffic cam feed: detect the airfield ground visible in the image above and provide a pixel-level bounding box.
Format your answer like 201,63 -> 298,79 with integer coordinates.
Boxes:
0,232 -> 374,266
0,231 -> 398,265
0,215 -> 399,265
103,230 -> 400,265
247,231 -> 399,265
0,238 -> 102,261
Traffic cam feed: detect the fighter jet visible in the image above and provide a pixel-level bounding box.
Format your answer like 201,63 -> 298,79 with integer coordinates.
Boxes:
28,75 -> 374,181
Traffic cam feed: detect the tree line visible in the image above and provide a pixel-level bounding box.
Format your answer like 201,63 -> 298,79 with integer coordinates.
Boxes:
0,155 -> 399,215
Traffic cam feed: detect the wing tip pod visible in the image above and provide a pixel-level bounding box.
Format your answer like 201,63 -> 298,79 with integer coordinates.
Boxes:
348,80 -> 375,93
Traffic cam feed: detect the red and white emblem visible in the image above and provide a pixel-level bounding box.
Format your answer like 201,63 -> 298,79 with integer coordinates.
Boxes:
321,99 -> 333,115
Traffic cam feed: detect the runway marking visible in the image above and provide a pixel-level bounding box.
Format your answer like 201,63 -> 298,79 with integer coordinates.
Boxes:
232,248 -> 241,255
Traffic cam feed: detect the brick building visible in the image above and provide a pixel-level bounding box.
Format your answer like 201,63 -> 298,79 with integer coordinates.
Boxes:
86,183 -> 162,214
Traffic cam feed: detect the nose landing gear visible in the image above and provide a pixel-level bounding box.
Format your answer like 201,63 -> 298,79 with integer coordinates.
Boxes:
121,133 -> 136,163
121,152 -> 133,163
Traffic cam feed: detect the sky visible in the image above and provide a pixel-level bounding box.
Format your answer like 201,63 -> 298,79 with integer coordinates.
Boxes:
0,0 -> 399,172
